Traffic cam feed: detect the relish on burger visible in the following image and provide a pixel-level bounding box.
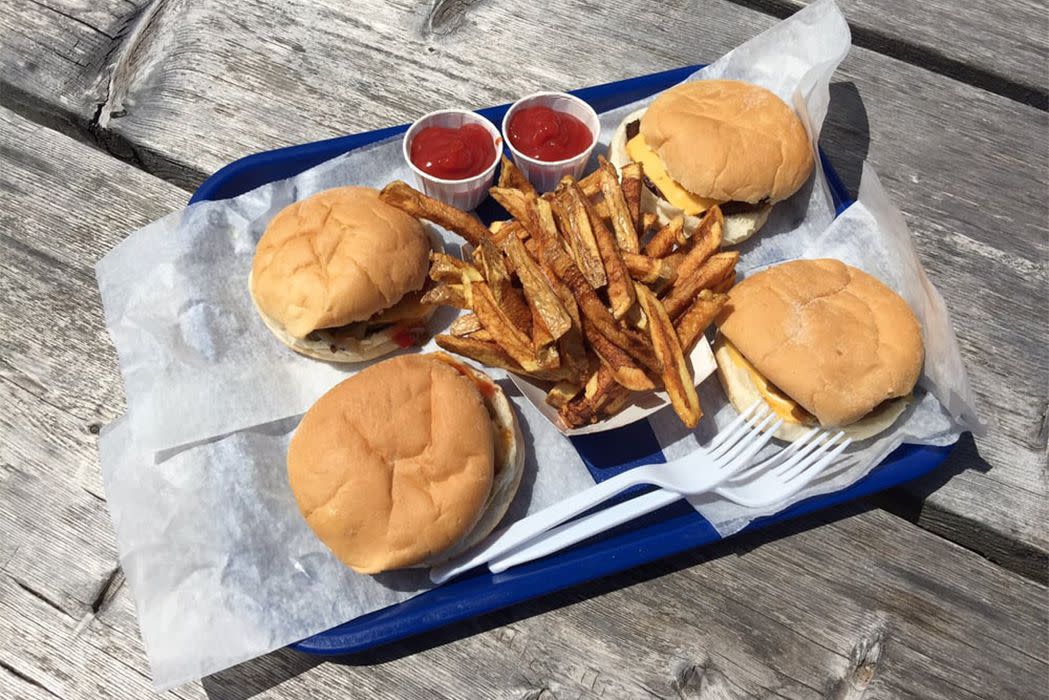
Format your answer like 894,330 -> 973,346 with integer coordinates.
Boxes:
714,259 -> 924,441
287,353 -> 524,574
250,186 -> 434,362
610,80 -> 814,245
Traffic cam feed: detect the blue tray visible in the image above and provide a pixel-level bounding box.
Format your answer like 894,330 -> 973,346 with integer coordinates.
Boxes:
191,64 -> 954,656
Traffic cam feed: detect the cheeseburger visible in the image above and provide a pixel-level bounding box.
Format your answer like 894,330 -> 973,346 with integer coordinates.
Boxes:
287,353 -> 524,574
714,259 -> 924,441
250,186 -> 434,362
610,80 -> 814,245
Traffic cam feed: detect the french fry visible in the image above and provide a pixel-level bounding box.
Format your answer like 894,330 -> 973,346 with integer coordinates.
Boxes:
662,251 -> 739,320
537,255 -> 590,384
421,283 -> 468,308
435,335 -> 570,382
712,271 -> 736,295
430,252 -> 482,284
470,281 -> 540,371
544,248 -> 659,373
559,364 -> 625,427
497,154 -> 536,195
380,181 -> 489,247
675,206 -> 724,283
489,187 -> 535,228
641,212 -> 659,239
584,321 -> 655,391
535,196 -> 570,256
676,290 -> 728,353
598,156 -> 640,252
578,170 -> 602,198
592,198 -> 611,221
572,182 -> 636,318
635,283 -> 701,428
620,161 -> 644,232
502,234 -> 572,340
643,215 -> 686,258
474,239 -> 532,337
449,313 -> 483,337
553,181 -> 607,289
546,380 -> 582,409
622,251 -> 677,286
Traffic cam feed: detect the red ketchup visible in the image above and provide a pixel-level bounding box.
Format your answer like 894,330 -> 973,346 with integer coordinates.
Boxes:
507,106 -> 592,161
410,124 -> 496,180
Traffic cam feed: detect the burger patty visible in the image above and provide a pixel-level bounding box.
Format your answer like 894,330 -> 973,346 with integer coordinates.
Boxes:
625,119 -> 769,215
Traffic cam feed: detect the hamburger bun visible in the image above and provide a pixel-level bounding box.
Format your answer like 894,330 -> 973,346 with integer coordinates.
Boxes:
250,186 -> 433,363
714,259 -> 923,441
609,80 -> 814,245
287,353 -> 524,574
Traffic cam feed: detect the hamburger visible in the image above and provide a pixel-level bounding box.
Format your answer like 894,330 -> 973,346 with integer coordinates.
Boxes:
250,186 -> 434,363
609,80 -> 814,245
287,353 -> 524,574
714,259 -> 924,441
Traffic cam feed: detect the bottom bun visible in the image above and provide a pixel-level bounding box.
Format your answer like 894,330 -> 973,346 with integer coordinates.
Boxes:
608,107 -> 772,246
249,275 -> 433,363
713,335 -> 911,442
425,354 -> 525,564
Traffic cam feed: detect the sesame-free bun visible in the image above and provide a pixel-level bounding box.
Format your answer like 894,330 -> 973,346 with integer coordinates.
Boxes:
608,80 -> 813,245
287,353 -> 524,574
715,259 -> 923,435
250,186 -> 431,347
641,81 -> 813,204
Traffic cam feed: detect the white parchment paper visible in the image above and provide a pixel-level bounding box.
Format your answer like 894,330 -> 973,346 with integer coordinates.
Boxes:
95,0 -> 980,689
100,390 -> 595,690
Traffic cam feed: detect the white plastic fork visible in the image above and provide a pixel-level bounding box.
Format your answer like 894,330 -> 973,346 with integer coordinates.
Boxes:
487,428 -> 852,574
430,402 -> 784,584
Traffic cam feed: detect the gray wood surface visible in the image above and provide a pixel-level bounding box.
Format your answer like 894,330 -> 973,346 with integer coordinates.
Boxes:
2,0 -> 1047,696
2,0 -> 1045,575
783,0 -> 1047,105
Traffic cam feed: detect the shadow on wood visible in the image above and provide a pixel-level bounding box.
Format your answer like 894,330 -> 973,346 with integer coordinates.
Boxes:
324,498 -> 883,668
201,647 -> 320,700
821,81 -> 871,198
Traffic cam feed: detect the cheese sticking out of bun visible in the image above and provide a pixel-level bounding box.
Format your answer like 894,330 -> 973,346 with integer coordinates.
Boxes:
250,186 -> 434,362
714,259 -> 924,441
287,353 -> 524,574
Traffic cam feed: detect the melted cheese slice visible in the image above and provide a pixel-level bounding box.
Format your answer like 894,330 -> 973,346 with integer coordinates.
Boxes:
625,133 -> 720,216
721,340 -> 817,426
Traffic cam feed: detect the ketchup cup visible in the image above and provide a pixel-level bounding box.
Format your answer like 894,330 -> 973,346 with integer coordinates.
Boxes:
403,110 -> 502,211
502,92 -> 601,192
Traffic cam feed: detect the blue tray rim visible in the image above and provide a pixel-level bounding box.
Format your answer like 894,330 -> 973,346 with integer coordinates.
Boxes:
188,64 -> 956,657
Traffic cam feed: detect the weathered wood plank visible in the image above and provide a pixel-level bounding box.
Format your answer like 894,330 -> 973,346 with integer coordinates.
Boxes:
0,0 -> 119,136
768,0 -> 1048,105
2,1 -> 1045,572
0,107 -> 186,423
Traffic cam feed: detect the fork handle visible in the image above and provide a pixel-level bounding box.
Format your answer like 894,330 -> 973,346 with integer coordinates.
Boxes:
430,466 -> 654,584
489,489 -> 682,573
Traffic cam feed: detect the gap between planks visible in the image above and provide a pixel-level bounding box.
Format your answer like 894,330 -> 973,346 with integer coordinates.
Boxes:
725,0 -> 1048,109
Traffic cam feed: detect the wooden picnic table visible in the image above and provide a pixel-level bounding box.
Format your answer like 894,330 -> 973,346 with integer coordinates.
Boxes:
1,0 -> 1046,697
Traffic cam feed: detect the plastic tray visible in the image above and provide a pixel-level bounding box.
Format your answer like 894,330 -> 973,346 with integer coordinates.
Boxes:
190,64 -> 954,656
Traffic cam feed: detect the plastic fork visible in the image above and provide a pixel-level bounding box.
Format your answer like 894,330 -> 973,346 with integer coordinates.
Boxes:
487,428 -> 851,574
429,402 -> 783,584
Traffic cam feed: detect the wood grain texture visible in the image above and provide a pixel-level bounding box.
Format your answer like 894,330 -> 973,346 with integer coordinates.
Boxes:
757,0 -> 1048,106
2,0 -> 1045,571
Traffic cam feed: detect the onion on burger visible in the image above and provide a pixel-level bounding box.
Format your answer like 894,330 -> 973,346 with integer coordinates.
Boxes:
714,259 -> 924,441
609,80 -> 814,245
250,186 -> 434,362
286,353 -> 524,574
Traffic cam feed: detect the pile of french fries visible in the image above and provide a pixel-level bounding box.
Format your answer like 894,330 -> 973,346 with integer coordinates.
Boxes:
379,155 -> 737,429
